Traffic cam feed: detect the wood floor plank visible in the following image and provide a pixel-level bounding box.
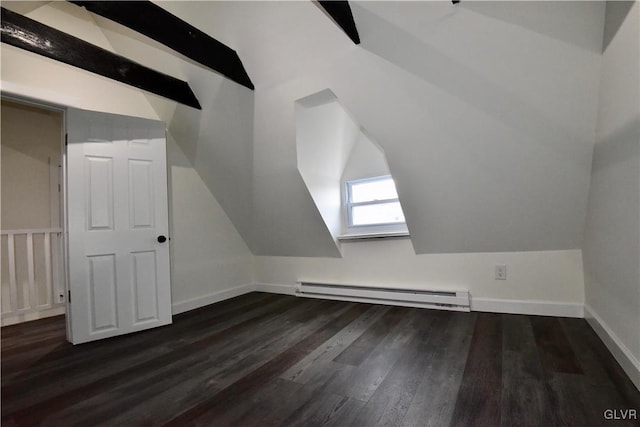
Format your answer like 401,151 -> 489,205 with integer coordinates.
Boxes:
65,301 -> 332,422
332,306 -> 406,366
211,378 -> 313,426
401,311 -> 476,427
561,317 -> 640,410
281,389 -> 365,427
500,315 -> 555,427
69,300 -> 352,427
351,309 -> 449,426
161,302 -> 372,426
2,294 -> 286,412
2,293 -> 639,427
280,304 -> 389,385
3,292 -> 279,379
545,372 -> 639,427
531,316 -> 584,375
2,292 -> 278,380
3,294 -> 308,425
320,307 -> 424,402
0,319 -> 67,364
449,312 -> 503,427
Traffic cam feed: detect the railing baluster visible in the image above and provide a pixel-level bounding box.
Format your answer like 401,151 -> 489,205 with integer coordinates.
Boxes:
52,233 -> 62,304
26,232 -> 36,311
7,234 -> 18,313
44,231 -> 53,307
1,228 -> 64,320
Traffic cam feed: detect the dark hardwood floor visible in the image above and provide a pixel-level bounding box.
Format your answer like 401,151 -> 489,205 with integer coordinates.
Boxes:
2,292 -> 639,426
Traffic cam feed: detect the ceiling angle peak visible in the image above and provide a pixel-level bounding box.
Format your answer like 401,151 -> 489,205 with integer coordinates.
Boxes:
317,1 -> 360,45
69,0 -> 255,90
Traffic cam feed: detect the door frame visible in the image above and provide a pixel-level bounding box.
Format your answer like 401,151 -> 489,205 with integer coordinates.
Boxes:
1,93 -> 69,334
0,92 -> 174,342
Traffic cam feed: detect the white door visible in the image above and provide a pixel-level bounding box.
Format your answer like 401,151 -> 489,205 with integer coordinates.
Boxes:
66,108 -> 172,344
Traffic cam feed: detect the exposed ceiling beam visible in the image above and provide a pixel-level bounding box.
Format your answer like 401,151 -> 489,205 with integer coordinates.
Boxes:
317,1 -> 360,45
70,1 -> 255,90
0,7 -> 201,109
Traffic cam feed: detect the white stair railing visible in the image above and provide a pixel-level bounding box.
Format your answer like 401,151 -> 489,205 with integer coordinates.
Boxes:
1,228 -> 65,318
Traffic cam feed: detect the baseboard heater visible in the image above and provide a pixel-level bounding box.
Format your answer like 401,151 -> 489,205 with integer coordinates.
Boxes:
295,282 -> 470,312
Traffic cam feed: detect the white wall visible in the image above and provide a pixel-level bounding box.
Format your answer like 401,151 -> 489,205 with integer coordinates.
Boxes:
136,2 -> 596,318
253,83 -> 346,257
245,1 -> 598,320
255,243 -> 585,317
583,1 -> 640,389
0,2 -> 254,316
167,134 -> 254,313
341,132 -> 390,183
200,0 -> 601,323
169,74 -> 255,249
1,100 -> 62,229
238,1 -> 605,256
340,2 -> 603,254
296,93 -> 359,245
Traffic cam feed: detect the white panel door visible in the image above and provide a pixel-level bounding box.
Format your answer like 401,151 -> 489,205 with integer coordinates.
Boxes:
66,108 -> 171,344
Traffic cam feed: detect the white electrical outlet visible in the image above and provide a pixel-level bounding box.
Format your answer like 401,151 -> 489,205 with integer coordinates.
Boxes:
495,264 -> 507,280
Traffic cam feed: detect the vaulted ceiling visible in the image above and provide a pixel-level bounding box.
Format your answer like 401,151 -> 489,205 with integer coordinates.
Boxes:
1,1 -> 624,257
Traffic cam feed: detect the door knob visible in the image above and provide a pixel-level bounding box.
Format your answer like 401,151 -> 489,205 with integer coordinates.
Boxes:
157,235 -> 167,243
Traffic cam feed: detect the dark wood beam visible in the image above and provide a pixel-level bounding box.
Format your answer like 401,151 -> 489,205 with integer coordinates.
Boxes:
70,1 -> 254,90
317,1 -> 360,45
0,7 -> 201,109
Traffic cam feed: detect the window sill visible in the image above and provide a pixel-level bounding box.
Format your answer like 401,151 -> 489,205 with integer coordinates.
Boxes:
337,231 -> 410,241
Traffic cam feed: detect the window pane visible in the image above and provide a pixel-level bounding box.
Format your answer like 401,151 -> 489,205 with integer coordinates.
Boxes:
351,202 -> 405,226
350,178 -> 398,203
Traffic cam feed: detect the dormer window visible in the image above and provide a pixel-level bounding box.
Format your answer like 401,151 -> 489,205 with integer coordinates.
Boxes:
345,175 -> 406,229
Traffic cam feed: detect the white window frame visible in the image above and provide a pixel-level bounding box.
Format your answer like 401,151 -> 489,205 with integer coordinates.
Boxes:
344,175 -> 407,232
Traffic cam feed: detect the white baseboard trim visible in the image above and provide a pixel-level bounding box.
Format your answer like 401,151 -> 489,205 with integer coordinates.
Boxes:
471,297 -> 584,318
170,283 -> 585,321
252,284 -> 584,317
172,283 -> 255,315
584,304 -> 640,391
1,305 -> 66,327
254,282 -> 296,296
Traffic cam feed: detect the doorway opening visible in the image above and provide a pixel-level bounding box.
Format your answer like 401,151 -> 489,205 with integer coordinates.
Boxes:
1,98 -> 66,326
2,97 -> 173,343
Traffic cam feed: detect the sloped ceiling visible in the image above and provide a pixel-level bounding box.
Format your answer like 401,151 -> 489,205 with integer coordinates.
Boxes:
1,7 -> 201,109
1,1 -> 610,257
70,1 -> 254,89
